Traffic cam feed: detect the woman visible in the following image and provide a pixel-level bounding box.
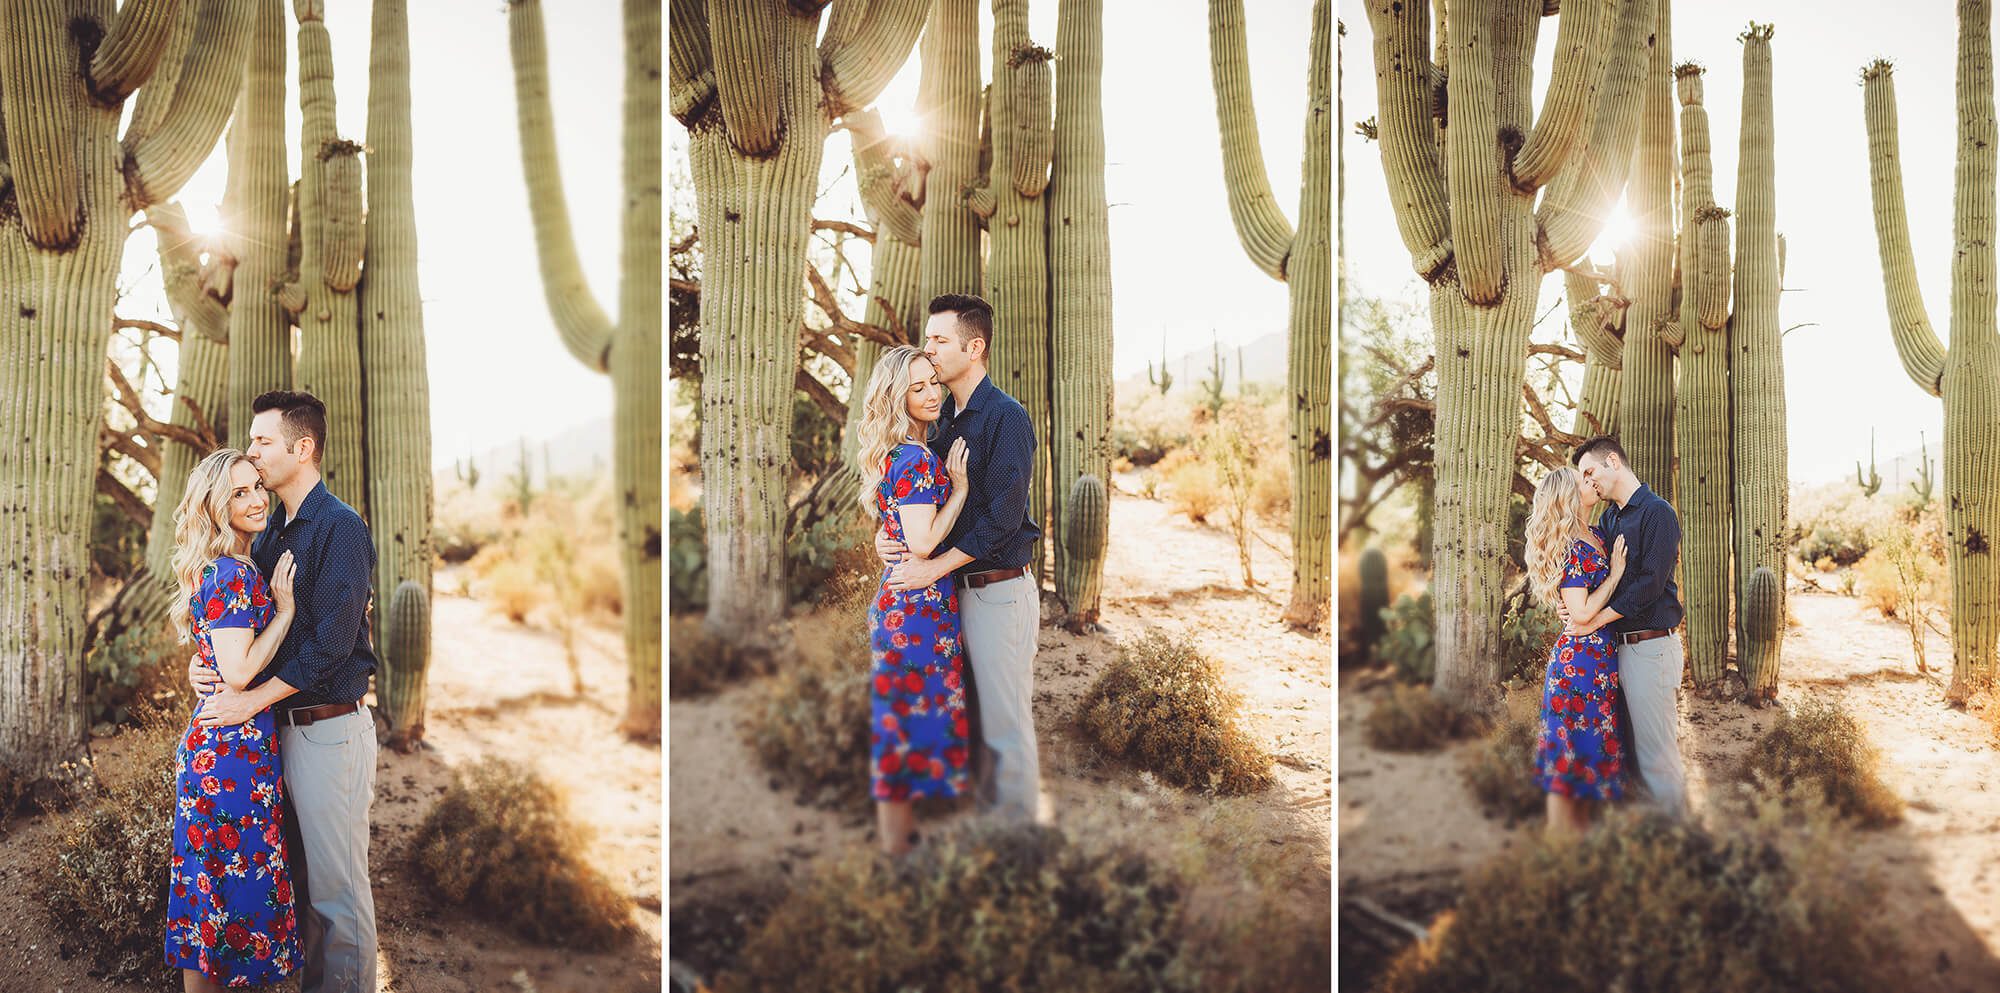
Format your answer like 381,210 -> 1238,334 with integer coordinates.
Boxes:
855,345 -> 972,856
1524,466 -> 1629,833
164,450 -> 301,990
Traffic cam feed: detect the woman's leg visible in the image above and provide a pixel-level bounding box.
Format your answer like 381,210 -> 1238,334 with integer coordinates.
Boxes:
876,801 -> 916,856
1545,792 -> 1585,834
182,968 -> 222,993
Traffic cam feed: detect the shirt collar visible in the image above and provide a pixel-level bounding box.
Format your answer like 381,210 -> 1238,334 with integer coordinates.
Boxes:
1619,482 -> 1654,511
284,479 -> 332,525
945,374 -> 995,419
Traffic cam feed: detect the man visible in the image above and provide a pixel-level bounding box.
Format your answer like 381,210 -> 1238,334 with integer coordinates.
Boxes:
877,293 -> 1045,823
191,390 -> 380,993
1567,435 -> 1688,818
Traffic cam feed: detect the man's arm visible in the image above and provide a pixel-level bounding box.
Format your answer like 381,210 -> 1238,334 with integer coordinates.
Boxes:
1602,503 -> 1679,623
196,675 -> 299,727
268,517 -> 373,700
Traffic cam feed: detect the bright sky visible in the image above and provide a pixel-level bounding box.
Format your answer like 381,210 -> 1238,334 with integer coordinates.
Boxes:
664,0 -> 1316,388
120,3 -> 623,471
1340,0 -> 1960,487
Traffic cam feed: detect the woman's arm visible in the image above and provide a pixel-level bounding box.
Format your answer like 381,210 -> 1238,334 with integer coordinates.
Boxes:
1565,539 -> 1628,633
897,484 -> 970,559
208,553 -> 298,690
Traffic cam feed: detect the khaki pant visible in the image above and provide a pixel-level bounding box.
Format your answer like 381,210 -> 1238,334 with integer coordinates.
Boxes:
1617,635 -> 1688,818
959,574 -> 1043,822
279,705 -> 379,993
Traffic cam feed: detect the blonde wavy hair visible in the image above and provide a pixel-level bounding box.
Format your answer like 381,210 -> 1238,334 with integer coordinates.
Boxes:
1525,466 -> 1590,608
168,449 -> 261,643
854,345 -> 937,521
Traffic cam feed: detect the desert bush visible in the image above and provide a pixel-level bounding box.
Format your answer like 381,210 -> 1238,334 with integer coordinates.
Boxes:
1112,388 -> 1196,466
790,385 -> 845,481
669,503 -> 707,612
1164,454 -> 1222,523
1460,713 -> 1542,823
1364,682 -> 1484,753
407,757 -> 635,949
41,698 -> 190,985
742,585 -> 874,811
1790,484 -> 1896,567
786,508 -> 874,606
1252,453 -> 1291,525
91,489 -> 148,582
1376,811 -> 1894,993
476,553 -> 540,624
1499,594 -> 1562,689
668,615 -> 772,699
718,821 -> 1192,993
1201,412 -> 1262,586
1073,632 -> 1274,795
83,624 -> 188,731
1731,695 -> 1904,828
1376,591 -> 1436,684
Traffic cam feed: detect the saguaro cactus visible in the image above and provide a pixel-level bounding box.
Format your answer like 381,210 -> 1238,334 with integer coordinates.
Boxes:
1856,429 -> 1882,497
1913,432 -> 1935,505
0,0 -> 252,789
1566,265 -> 1626,437
1618,0 -> 1680,502
225,0 -> 295,447
1860,4 -> 2000,701
518,0 -> 683,738
1731,23 -> 1789,701
1048,0 -> 1115,630
918,0 -> 985,304
1358,546 -> 1390,652
841,108 -> 925,465
1740,565 -> 1782,688
1366,0 -> 1657,709
1668,63 -> 1733,693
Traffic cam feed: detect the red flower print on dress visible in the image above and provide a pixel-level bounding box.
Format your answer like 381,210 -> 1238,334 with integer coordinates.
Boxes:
205,597 -> 226,620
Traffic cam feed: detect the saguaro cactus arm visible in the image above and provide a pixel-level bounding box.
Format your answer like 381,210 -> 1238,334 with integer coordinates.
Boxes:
1510,0 -> 1612,192
124,0 -> 196,142
1565,268 -> 1625,369
1365,0 -> 1451,277
709,2 -> 783,156
1009,43 -> 1053,199
849,108 -> 924,246
122,0 -> 256,207
1208,0 -> 1297,280
508,0 -> 617,371
89,0 -> 186,106
0,2 -> 82,248
1535,0 -> 1652,268
1444,0 -> 1502,303
668,0 -> 713,125
1860,60 -> 1949,397
818,0 -> 928,118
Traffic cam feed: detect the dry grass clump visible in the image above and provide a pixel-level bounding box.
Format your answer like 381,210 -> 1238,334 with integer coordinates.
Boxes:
40,698 -> 189,985
668,615 -> 772,699
1459,711 -> 1542,823
1163,452 -> 1222,523
741,584 -> 874,812
1364,682 -> 1485,753
1073,632 -> 1274,795
407,758 -> 635,950
1731,695 -> 1904,828
1377,811 -> 1894,993
717,821 -> 1192,993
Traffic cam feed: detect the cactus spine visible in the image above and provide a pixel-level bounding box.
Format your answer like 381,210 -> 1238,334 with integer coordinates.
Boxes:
982,2 -> 1053,580
1860,4 -> 2000,700
1367,0 -> 1653,709
0,0 -> 251,788
1856,429 -> 1882,497
1200,0 -> 1328,628
1049,0 -> 1115,629
1730,24 -> 1787,701
1670,63 -> 1733,693
1913,432 -> 1935,504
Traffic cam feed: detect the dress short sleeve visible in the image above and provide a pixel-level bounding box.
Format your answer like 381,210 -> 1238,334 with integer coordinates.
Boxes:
890,444 -> 948,508
1559,540 -> 1596,590
201,557 -> 267,631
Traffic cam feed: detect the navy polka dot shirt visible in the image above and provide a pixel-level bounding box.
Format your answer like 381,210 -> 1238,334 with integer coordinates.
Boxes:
251,480 -> 378,707
929,375 -> 1042,575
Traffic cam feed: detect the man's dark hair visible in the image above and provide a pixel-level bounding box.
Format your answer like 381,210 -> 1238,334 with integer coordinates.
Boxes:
1571,435 -> 1627,468
251,390 -> 328,464
928,293 -> 994,352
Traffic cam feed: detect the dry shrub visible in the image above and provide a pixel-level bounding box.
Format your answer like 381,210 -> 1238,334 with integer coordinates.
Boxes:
40,697 -> 190,985
717,821 -> 1191,993
1073,632 -> 1274,795
1173,892 -> 1332,993
1731,695 -> 1904,828
1364,683 -> 1484,753
668,615 -> 772,699
1252,452 -> 1291,525
1851,547 -> 1903,616
481,557 -> 540,623
1164,455 -> 1222,523
407,758 -> 635,950
1376,810 -> 1894,993
1459,709 -> 1541,823
741,584 -> 874,811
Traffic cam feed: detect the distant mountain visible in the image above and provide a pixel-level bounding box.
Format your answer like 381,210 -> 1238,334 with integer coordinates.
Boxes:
436,416 -> 613,487
1117,331 -> 1286,401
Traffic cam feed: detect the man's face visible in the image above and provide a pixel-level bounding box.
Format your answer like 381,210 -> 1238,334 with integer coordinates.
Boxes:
245,410 -> 304,489
1577,452 -> 1612,498
922,312 -> 978,382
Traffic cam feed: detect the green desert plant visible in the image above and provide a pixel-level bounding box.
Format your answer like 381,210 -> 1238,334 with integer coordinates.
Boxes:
1861,29 -> 2000,702
1199,334 -> 1228,416
742,586 -> 875,812
1911,431 -> 1936,504
1460,713 -> 1542,823
1201,411 -> 1261,588
668,504 -> 708,613
1855,430 -> 1883,497
1731,695 -> 1905,827
407,758 -> 635,950
1073,632 -> 1274,796
1208,0 -> 1332,629
1376,811 -> 1894,993
1356,548 -> 1391,659
1148,336 -> 1174,395
1377,591 -> 1436,685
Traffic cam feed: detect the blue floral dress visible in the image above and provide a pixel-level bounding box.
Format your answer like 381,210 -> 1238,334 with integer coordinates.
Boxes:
165,557 -> 300,985
1534,530 -> 1627,801
868,443 -> 971,802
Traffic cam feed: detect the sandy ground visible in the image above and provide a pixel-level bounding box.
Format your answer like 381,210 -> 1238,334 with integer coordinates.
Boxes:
0,568 -> 663,993
668,481 -> 1333,982
1338,585 -> 2000,993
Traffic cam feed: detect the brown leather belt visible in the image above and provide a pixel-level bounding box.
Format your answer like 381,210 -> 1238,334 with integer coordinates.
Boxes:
962,566 -> 1027,589
1620,628 -> 1672,646
280,701 -> 359,727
